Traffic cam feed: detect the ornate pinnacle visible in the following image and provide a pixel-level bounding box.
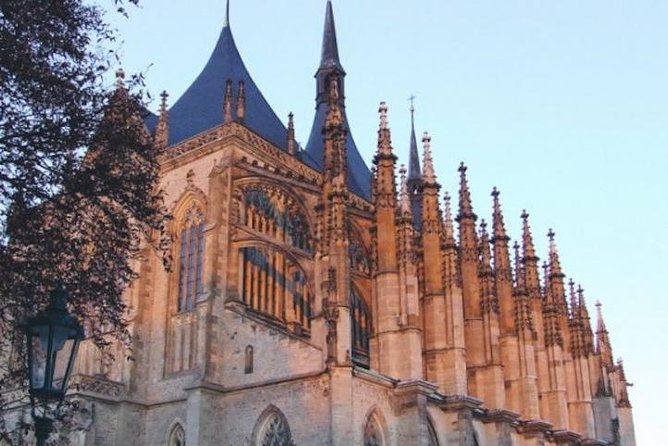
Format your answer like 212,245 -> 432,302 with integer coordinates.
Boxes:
287,112 -> 296,155
376,101 -> 394,157
325,75 -> 343,128
154,90 -> 170,150
236,80 -> 246,122
547,228 -> 564,278
521,210 -> 538,261
491,187 -> 509,243
421,132 -> 435,184
443,191 -> 455,244
398,164 -> 411,216
514,241 -> 525,291
569,279 -> 577,317
223,79 -> 233,123
479,219 -> 492,273
457,162 -> 475,221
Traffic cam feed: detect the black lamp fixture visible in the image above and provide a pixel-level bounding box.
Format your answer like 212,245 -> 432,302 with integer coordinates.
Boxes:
24,284 -> 83,446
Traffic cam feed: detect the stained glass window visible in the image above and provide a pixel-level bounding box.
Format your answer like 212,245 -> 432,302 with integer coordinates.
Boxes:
255,409 -> 294,446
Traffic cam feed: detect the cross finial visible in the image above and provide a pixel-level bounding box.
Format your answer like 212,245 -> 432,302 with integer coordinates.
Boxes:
409,94 -> 416,114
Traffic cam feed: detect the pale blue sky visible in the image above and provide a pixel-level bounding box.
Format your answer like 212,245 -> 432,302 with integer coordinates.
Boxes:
106,1 -> 667,443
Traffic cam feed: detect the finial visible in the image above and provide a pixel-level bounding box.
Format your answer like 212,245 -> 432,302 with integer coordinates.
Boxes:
115,68 -> 125,89
160,90 -> 169,112
224,0 -> 230,28
409,94 -> 416,114
421,132 -> 436,183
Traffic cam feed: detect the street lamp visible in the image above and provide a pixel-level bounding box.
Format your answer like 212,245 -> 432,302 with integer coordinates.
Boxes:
24,284 -> 83,446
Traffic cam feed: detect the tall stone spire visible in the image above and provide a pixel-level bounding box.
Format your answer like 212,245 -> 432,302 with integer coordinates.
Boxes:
547,229 -> 571,350
407,101 -> 423,228
305,0 -> 371,199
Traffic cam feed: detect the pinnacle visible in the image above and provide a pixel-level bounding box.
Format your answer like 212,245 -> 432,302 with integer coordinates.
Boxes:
376,102 -> 393,157
443,191 -> 455,243
457,162 -> 475,220
224,0 -> 230,28
399,164 -> 411,215
491,187 -> 509,242
479,219 -> 492,272
421,132 -> 436,184
521,209 -> 538,261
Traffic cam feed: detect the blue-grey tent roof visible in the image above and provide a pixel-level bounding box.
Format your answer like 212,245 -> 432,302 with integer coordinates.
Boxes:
150,20 -> 288,149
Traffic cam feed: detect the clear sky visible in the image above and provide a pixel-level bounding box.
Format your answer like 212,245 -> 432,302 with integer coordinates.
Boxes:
106,1 -> 667,443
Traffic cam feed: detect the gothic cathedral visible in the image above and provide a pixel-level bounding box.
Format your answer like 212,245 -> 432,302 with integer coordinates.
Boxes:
45,2 -> 638,445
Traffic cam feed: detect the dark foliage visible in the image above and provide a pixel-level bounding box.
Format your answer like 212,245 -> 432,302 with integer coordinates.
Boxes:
0,0 -> 168,439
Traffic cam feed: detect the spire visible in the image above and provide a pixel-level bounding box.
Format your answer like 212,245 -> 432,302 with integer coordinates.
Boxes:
406,101 -> 423,229
224,0 -> 230,28
154,90 -> 169,150
305,1 -> 370,199
577,285 -> 595,354
407,99 -> 421,182
320,1 -> 343,72
421,132 -> 436,184
569,279 -> 578,318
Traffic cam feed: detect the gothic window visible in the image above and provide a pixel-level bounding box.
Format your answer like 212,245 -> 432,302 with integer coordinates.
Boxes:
177,206 -> 205,312
245,345 -> 254,374
363,411 -> 385,446
242,187 -> 312,252
350,287 -> 371,368
253,407 -> 294,446
240,246 -> 312,335
168,423 -> 186,446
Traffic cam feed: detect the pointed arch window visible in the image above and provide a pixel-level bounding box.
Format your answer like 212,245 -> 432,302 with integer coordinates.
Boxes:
363,412 -> 385,446
253,407 -> 294,446
177,207 -> 205,312
350,287 -> 371,368
168,423 -> 186,446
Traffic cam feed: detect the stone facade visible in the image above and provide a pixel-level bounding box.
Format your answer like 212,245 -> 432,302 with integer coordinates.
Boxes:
2,2 -> 636,445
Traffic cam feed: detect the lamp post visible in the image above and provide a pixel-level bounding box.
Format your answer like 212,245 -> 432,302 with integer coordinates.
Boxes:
24,284 -> 83,446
